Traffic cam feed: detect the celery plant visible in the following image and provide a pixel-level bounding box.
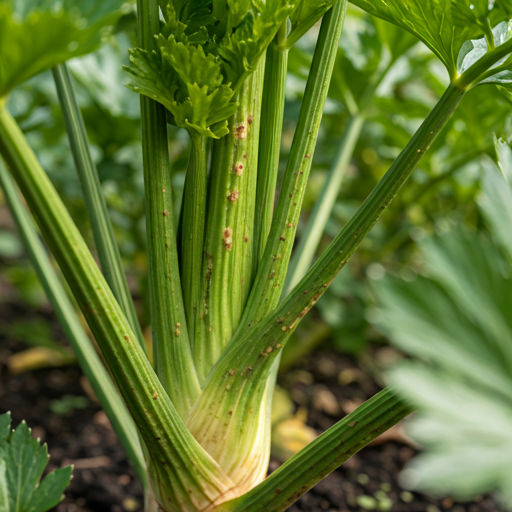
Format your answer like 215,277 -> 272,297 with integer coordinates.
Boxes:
1,1 -> 512,511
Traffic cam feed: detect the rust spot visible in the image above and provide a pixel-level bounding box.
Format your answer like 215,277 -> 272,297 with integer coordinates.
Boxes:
266,346 -> 273,353
206,252 -> 213,260
281,326 -> 287,332
277,317 -> 285,324
276,344 -> 282,349
242,366 -> 253,376
228,411 -> 233,416
248,115 -> 253,125
299,307 -> 310,318
234,124 -> 247,139
244,236 -> 249,243
349,421 -> 358,428
223,228 -> 233,251
163,210 -> 169,217
305,154 -> 311,159
176,322 -> 181,328
280,236 -> 286,241
229,369 -> 236,376
153,391 -> 158,400
243,153 -> 248,159
156,437 -> 161,441
227,190 -> 240,202
162,188 -> 166,193
175,328 -> 181,337
276,489 -> 282,494
234,163 -> 244,175
287,223 -> 294,228
124,335 -> 130,342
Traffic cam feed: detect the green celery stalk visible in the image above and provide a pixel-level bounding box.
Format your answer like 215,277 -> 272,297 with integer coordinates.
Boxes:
0,160 -> 146,484
284,114 -> 364,293
255,24 -> 289,262
136,0 -> 200,416
193,59 -> 266,383
52,63 -> 146,352
220,388 -> 412,512
239,1 -> 348,330
181,135 -> 209,344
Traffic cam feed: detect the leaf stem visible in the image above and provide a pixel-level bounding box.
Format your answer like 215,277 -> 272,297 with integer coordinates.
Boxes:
220,388 -> 412,512
0,160 -> 147,485
455,37 -> 512,90
284,114 -> 364,294
181,135 -> 209,345
136,0 -> 200,415
239,0 -> 348,330
255,25 -> 288,262
52,63 -> 146,352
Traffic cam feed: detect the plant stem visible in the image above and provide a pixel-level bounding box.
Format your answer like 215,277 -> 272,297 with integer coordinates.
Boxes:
284,114 -> 364,294
239,0 -> 348,331
181,135 -> 208,344
193,84 -> 464,453
52,63 -> 146,352
255,25 -> 288,262
219,388 -> 412,512
0,98 -> 236,512
136,0 -> 200,415
0,159 -> 147,484
455,37 -> 512,89
193,59 -> 266,382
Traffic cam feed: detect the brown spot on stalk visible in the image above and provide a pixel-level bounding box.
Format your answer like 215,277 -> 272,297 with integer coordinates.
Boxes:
243,153 -> 248,159
163,210 -> 169,217
287,223 -> 294,228
280,236 -> 286,241
229,369 -> 236,376
227,190 -> 239,202
156,437 -> 161,441
228,411 -> 233,416
277,317 -> 285,324
234,163 -> 244,175
276,489 -> 282,494
234,124 -> 247,139
244,236 -> 249,242
153,391 -> 158,400
223,228 -> 233,250
248,115 -> 253,125
124,335 -> 130,342
305,154 -> 311,159
299,307 -> 310,318
206,253 -> 213,260
242,366 -> 253,376
162,188 -> 166,193
349,421 -> 358,428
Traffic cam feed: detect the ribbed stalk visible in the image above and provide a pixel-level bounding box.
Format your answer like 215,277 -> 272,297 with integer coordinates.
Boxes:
193,58 -> 265,383
0,160 -> 146,484
0,96 -> 239,512
255,25 -> 288,262
284,114 -> 364,294
238,1 -> 348,331
136,0 -> 200,416
189,85 -> 465,479
52,63 -> 146,352
181,135 -> 208,344
219,388 -> 412,512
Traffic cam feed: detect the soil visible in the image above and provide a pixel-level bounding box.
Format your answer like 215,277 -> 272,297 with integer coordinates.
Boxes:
0,302 -> 505,512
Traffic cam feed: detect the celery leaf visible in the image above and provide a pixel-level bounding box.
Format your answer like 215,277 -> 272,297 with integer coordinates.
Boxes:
0,413 -> 72,512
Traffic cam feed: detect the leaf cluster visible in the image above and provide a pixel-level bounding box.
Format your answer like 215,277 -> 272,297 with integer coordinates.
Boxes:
124,0 -> 342,140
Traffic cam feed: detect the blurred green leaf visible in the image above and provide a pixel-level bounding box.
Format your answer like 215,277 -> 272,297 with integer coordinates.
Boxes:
0,0 -> 127,97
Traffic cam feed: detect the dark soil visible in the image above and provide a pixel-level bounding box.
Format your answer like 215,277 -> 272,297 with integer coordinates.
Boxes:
0,302 -> 505,512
